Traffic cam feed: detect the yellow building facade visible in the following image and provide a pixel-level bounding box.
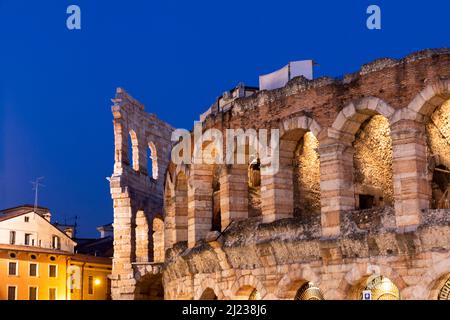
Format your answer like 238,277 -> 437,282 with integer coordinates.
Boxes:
0,205 -> 112,300
0,245 -> 112,300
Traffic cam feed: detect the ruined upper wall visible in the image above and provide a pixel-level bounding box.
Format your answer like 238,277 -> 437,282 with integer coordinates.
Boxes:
200,48 -> 449,131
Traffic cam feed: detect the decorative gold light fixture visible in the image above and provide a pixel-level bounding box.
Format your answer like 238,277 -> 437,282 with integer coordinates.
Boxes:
295,282 -> 324,300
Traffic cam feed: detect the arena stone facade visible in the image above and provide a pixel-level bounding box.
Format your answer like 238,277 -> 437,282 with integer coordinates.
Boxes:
109,48 -> 450,300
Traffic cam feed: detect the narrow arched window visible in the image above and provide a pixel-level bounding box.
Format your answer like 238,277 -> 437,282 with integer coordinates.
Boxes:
129,130 -> 139,171
148,142 -> 158,179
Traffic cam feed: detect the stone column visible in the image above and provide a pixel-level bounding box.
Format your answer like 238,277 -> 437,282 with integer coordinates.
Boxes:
391,120 -> 429,229
188,164 -> 213,248
163,191 -> 176,250
260,140 -> 295,223
220,164 -> 249,230
152,218 -> 165,263
318,135 -> 355,237
110,181 -> 137,299
135,210 -> 150,263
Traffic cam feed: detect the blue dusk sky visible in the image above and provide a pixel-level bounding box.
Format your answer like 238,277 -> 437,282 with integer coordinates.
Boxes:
0,0 -> 448,237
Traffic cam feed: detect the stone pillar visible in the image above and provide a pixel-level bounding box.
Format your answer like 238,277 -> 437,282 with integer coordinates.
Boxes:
391,120 -> 429,229
260,140 -> 295,223
188,164 -> 213,248
174,177 -> 189,242
135,210 -> 150,263
318,135 -> 355,237
220,164 -> 248,230
152,218 -> 165,263
110,182 -> 137,300
163,189 -> 176,250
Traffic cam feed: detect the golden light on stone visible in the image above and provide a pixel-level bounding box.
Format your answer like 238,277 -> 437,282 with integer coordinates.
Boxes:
294,131 -> 321,215
353,115 -> 394,207
426,99 -> 450,209
94,278 -> 101,286
249,288 -> 261,300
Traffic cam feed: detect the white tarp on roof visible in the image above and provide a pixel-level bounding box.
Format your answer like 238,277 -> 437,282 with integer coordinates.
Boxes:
259,60 -> 313,91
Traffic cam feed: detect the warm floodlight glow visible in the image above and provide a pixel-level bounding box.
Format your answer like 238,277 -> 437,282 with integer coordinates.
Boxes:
94,278 -> 101,286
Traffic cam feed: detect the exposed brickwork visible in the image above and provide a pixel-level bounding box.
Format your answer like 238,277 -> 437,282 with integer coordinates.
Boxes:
110,49 -> 450,300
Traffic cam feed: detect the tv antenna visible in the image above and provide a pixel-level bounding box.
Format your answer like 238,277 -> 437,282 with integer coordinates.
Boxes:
30,177 -> 45,212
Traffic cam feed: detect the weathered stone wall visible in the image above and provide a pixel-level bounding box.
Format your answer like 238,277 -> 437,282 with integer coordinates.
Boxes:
109,88 -> 174,299
294,131 -> 321,217
163,208 -> 450,300
110,48 -> 450,300
353,115 -> 394,207
426,99 -> 450,208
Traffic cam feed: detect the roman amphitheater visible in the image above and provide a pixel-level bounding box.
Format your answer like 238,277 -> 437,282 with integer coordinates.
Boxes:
108,48 -> 450,300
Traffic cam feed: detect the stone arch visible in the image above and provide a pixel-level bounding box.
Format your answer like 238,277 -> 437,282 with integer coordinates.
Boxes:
325,97 -> 395,220
148,141 -> 158,179
230,275 -> 267,300
339,263 -> 406,300
261,115 -> 322,223
194,278 -> 225,300
405,79 -> 450,121
276,265 -> 321,299
389,79 -> 450,226
331,97 -> 395,135
135,210 -> 150,262
152,216 -> 164,263
129,129 -> 140,171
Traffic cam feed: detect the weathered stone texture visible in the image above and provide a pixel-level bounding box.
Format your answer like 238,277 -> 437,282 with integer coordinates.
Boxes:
110,49 -> 450,300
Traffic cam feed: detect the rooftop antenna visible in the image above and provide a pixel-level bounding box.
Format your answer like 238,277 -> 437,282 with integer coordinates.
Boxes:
30,177 -> 45,212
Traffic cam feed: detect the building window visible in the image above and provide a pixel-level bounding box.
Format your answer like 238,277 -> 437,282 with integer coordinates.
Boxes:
8,261 -> 18,276
88,276 -> 94,295
49,265 -> 57,278
24,233 -> 31,245
24,216 -> 29,222
29,263 -> 38,277
52,236 -> 61,250
9,231 -> 16,245
7,286 -> 17,300
29,287 -> 38,300
49,288 -> 56,300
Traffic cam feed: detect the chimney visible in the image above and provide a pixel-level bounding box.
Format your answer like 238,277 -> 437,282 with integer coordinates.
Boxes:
64,227 -> 74,238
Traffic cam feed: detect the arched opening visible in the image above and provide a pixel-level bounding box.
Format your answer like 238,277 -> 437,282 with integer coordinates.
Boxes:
174,172 -> 188,243
199,288 -> 218,300
148,142 -> 158,179
212,165 -> 222,232
152,216 -> 164,263
129,130 -> 139,171
248,158 -> 262,218
235,286 -> 260,300
351,275 -> 400,300
276,127 -> 320,219
353,115 -> 394,210
426,99 -> 450,209
294,282 -> 324,300
135,210 -> 150,263
135,273 -> 164,300
293,131 -> 321,218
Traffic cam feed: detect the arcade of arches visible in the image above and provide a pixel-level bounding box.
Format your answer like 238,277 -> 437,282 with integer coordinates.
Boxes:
109,49 -> 450,300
